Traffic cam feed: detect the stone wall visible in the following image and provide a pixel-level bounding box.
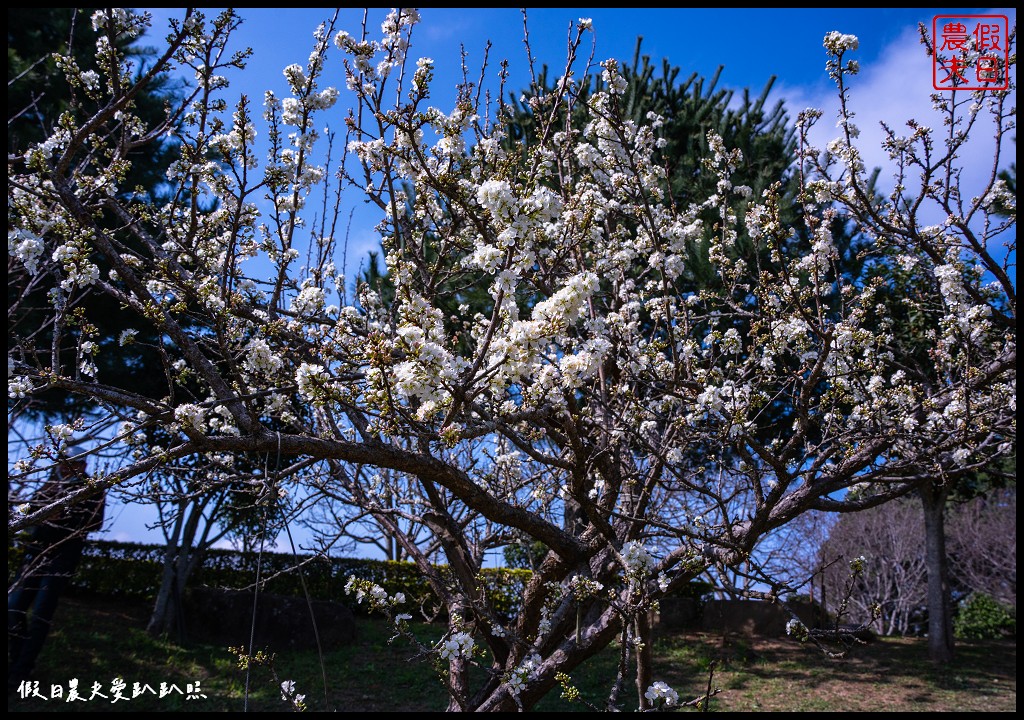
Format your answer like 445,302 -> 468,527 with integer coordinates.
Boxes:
656,596 -> 830,636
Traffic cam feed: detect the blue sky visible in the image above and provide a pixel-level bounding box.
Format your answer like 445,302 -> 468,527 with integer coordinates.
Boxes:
145,7 -> 1010,105
96,7 -> 1016,551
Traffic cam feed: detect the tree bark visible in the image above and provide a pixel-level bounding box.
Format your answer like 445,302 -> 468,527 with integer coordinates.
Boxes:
148,497 -> 204,639
148,502 -> 186,637
634,610 -> 652,710
920,482 -> 954,664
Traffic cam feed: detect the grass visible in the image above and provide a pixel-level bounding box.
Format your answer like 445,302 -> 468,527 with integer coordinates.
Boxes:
647,630 -> 1017,712
7,593 -> 1016,712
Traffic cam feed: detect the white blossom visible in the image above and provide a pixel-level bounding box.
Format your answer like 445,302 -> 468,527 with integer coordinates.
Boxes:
824,31 -> 859,53
243,337 -> 284,376
645,681 -> 679,706
507,653 -> 542,697
9,378 -> 33,400
296,362 -> 328,400
174,404 -> 207,432
10,229 -> 45,275
622,540 -> 656,577
437,631 -> 475,661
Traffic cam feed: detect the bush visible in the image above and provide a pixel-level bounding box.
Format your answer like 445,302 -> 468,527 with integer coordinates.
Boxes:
19,539 -> 532,622
503,539 -> 548,569
954,592 -> 1016,640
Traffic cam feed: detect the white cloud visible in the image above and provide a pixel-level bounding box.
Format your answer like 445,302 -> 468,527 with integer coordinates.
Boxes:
777,15 -> 1016,236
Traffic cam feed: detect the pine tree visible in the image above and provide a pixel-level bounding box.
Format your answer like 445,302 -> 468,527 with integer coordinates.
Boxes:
8,7 -> 183,421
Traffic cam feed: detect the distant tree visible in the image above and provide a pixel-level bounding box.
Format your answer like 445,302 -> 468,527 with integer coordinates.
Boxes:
818,500 -> 928,635
948,485 -> 1016,608
818,485 -> 1017,637
138,430 -> 288,638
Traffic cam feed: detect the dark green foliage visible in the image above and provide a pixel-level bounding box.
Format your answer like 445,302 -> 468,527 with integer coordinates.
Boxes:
37,540 -> 532,622
502,538 -> 548,570
8,7 -> 183,421
506,38 -> 804,286
954,592 -> 1016,640
8,8 -> 181,195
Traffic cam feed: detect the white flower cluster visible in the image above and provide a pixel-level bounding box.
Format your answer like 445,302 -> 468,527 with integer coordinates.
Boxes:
771,317 -> 812,350
334,8 -> 420,83
52,241 -> 100,291
390,293 -> 471,420
280,679 -> 305,709
785,618 -> 809,641
795,223 -> 837,274
823,31 -> 859,54
296,362 -> 328,401
291,284 -> 326,316
645,680 -> 679,706
982,179 -> 1015,213
533,579 -> 579,640
482,272 -> 604,402
934,264 -> 980,329
48,423 -> 76,447
9,377 -> 33,400
344,576 -> 406,613
9,228 -> 45,275
77,68 -> 99,92
621,541 -> 656,578
507,653 -> 542,697
210,114 -> 257,155
25,127 -> 71,165
437,631 -> 475,661
79,357 -> 98,379
567,575 -> 604,601
824,135 -> 864,173
534,272 -> 599,327
90,8 -> 144,38
690,380 -> 752,427
243,337 -> 284,377
173,403 -> 207,432
204,404 -> 239,436
465,243 -> 504,275
600,59 -> 627,95
377,8 -> 420,78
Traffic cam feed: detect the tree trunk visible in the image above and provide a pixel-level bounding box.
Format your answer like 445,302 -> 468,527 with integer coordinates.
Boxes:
148,502 -> 186,637
920,482 -> 954,664
148,498 -> 204,639
148,544 -> 180,636
634,611 -> 652,710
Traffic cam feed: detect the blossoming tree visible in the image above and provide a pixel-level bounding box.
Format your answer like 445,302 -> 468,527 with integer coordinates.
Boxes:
8,9 -> 1015,711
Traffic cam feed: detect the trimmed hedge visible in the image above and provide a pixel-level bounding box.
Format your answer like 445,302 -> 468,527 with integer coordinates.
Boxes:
13,540 -> 713,624
14,540 -> 532,620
